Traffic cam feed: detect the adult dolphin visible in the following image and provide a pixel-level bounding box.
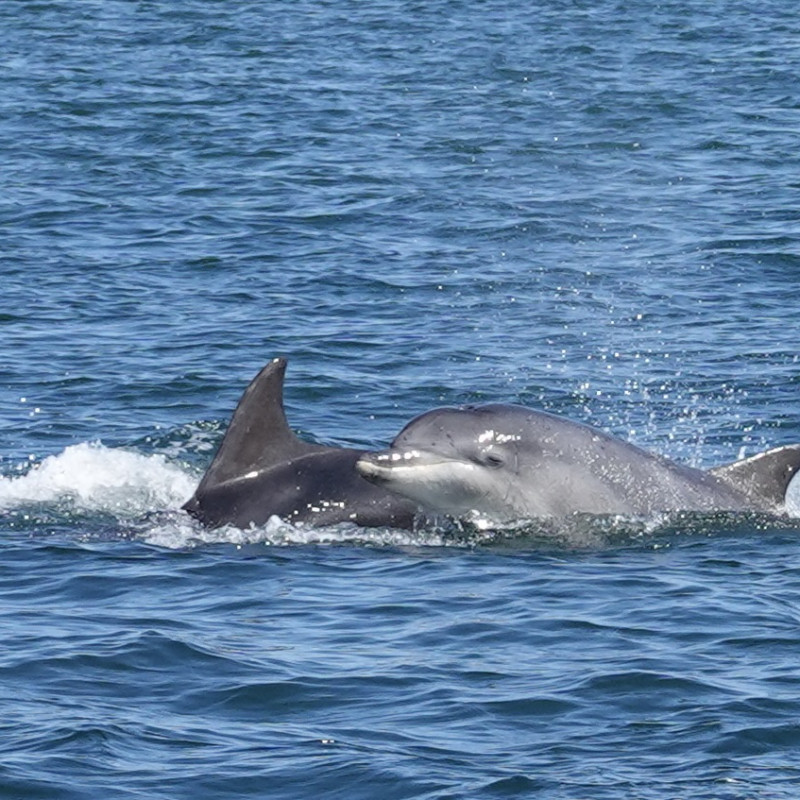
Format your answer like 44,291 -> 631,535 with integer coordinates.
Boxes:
183,359 -> 417,529
356,404 -> 800,523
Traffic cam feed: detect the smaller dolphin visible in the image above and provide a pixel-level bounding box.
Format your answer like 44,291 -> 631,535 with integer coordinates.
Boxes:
183,359 -> 417,529
356,404 -> 800,523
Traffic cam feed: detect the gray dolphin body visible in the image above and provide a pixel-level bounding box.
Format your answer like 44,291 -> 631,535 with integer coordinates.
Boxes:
356,404 -> 800,523
183,359 -> 417,529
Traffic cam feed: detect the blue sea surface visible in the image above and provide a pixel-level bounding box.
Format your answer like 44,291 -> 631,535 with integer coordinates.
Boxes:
2,1 -> 800,797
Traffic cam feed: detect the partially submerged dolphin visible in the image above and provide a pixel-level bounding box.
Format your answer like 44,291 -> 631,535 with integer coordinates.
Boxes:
183,359 -> 417,529
356,404 -> 800,523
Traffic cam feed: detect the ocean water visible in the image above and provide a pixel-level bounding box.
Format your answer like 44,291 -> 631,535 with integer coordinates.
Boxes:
3,1 -> 800,797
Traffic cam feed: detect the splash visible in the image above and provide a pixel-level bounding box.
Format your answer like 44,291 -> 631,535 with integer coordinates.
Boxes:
141,514 -> 483,550
0,442 -> 196,518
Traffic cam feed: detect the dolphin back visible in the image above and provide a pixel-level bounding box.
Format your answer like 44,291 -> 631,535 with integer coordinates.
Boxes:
710,445 -> 800,511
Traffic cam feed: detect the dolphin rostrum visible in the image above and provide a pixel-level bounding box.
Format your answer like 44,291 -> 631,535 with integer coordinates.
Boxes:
183,359 -> 417,529
356,404 -> 800,524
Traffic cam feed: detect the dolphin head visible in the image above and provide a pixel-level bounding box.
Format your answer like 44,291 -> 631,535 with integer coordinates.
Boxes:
356,404 -> 541,521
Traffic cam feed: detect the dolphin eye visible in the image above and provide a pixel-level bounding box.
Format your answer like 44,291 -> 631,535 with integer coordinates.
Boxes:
482,452 -> 505,468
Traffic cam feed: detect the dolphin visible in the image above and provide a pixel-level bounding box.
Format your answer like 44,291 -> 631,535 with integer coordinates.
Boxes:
355,403 -> 800,523
183,359 -> 417,529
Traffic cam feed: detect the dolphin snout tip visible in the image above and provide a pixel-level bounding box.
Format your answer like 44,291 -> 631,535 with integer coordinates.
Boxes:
356,452 -> 386,482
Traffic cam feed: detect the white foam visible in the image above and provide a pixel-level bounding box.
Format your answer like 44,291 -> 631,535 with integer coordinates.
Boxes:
141,514 -> 463,550
0,442 -> 196,518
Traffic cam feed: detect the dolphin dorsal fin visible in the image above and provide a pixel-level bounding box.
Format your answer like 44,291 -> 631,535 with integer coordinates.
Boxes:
194,358 -> 323,493
710,445 -> 800,509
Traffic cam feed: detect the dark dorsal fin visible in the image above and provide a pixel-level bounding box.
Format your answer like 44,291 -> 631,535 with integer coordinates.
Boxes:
194,358 -> 325,495
710,445 -> 800,510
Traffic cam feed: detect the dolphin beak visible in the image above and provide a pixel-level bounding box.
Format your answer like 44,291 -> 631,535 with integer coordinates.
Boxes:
355,452 -> 393,485
357,448 -> 457,486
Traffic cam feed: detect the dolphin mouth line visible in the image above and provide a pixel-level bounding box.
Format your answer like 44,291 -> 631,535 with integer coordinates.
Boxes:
355,450 -> 466,482
358,450 -> 460,467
